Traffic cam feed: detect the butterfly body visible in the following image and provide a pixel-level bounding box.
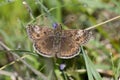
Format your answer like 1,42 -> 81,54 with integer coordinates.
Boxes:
53,24 -> 62,56
27,24 -> 92,59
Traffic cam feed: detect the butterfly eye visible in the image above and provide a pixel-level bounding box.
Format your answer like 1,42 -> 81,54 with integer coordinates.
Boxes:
52,23 -> 58,29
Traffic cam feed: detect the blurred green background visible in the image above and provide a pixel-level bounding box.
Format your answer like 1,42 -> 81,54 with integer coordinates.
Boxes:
0,0 -> 120,80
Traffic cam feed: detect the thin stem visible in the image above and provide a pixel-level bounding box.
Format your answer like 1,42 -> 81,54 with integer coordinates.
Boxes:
85,15 -> 120,30
0,55 -> 28,70
35,0 -> 56,24
23,0 -> 34,20
62,71 -> 68,80
0,41 -> 47,80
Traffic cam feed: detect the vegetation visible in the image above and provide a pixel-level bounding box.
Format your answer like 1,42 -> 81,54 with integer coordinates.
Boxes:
0,0 -> 120,80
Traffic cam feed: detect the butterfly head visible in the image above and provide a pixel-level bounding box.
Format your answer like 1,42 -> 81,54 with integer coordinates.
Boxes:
53,23 -> 62,30
53,23 -> 58,29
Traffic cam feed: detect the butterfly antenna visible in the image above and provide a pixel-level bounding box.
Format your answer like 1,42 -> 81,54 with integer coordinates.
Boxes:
85,15 -> 120,31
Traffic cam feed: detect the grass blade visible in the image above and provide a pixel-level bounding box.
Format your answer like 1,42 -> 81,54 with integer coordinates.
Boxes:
81,46 -> 102,80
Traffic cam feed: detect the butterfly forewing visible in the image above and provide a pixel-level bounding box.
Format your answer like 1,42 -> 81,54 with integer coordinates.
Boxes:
27,25 -> 54,41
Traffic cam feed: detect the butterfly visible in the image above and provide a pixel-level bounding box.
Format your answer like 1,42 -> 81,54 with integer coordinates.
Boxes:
26,23 -> 92,59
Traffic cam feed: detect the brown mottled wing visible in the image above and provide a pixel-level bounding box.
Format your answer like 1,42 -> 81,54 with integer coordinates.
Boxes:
33,36 -> 54,57
26,25 -> 54,57
27,25 -> 54,41
57,30 -> 92,59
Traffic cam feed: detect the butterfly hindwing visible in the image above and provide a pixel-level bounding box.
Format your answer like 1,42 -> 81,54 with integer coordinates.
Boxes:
34,36 -> 54,57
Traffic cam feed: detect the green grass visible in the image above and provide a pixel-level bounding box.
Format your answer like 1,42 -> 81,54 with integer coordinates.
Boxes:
0,0 -> 120,80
